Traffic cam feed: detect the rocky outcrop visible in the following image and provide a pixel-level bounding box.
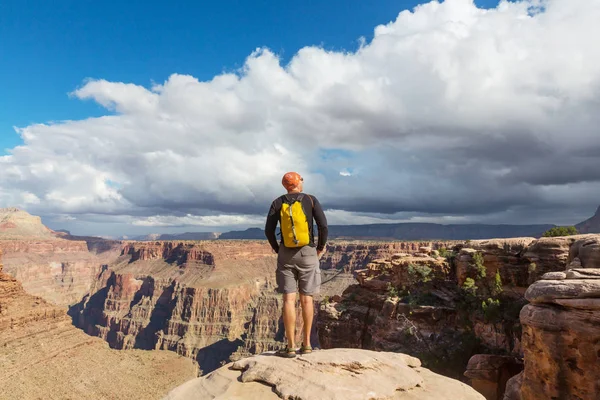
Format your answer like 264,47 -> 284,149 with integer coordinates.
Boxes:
0,207 -> 56,239
321,241 -> 457,272
507,250 -> 600,400
464,355 -> 522,400
164,348 -> 485,400
0,248 -> 196,400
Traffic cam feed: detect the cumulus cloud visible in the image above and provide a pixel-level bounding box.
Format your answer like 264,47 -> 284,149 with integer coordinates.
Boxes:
2,0 -> 600,235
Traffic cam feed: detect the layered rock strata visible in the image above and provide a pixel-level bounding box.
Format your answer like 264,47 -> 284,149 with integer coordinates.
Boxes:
0,249 -> 196,400
164,348 -> 485,400
0,239 -> 112,306
507,237 -> 600,400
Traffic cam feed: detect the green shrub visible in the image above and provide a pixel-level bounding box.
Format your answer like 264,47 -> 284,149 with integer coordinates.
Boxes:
470,252 -> 487,279
492,270 -> 503,296
481,298 -> 501,322
542,226 -> 578,237
407,263 -> 432,283
387,283 -> 399,298
462,278 -> 478,295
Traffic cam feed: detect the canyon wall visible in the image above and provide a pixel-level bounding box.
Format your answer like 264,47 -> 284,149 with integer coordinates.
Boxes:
72,239 -> 453,374
0,248 -> 196,400
318,236 -> 598,385
503,235 -> 600,400
0,239 -> 117,306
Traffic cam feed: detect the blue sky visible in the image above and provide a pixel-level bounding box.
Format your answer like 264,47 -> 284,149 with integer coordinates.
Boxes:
2,0 -> 599,236
0,0 -> 500,154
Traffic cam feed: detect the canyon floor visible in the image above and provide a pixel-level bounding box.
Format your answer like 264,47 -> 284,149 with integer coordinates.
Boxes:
0,255 -> 196,400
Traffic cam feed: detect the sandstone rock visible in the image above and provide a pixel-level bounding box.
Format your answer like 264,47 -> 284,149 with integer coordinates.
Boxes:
0,249 -> 196,400
456,238 -> 535,287
320,241 -> 458,272
568,236 -> 600,267
565,268 -> 600,279
519,304 -> 600,400
540,271 -> 566,280
524,279 -> 600,303
553,298 -> 600,310
464,355 -> 522,400
522,236 -> 574,279
164,349 -> 485,400
566,257 -> 582,269
0,239 -> 112,306
502,372 -> 522,400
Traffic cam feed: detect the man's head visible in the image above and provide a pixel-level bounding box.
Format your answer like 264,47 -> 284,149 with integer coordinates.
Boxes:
282,172 -> 303,193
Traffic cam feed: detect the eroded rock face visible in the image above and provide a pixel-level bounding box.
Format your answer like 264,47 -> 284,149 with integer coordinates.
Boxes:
321,241 -> 457,272
0,249 -> 196,400
464,355 -> 522,400
0,239 -> 114,306
163,349 -> 485,400
514,265 -> 600,400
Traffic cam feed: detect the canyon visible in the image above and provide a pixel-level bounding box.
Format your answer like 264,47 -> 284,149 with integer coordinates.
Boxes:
2,208 -> 599,399
0,248 -> 196,400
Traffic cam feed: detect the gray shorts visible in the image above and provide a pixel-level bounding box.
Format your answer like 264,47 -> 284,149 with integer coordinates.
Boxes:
276,245 -> 321,295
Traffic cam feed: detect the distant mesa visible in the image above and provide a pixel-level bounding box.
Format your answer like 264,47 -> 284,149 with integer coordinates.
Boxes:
0,208 -> 56,239
219,227 -> 266,240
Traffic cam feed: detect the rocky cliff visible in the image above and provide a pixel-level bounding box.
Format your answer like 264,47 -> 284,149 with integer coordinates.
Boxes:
0,248 -> 196,400
72,240 -> 456,374
164,348 -> 485,400
503,235 -> 600,400
0,208 -> 122,306
0,239 -> 115,306
318,236 -> 600,387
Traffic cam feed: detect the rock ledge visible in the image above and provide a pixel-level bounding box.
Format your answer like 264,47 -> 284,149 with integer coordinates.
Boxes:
164,348 -> 484,400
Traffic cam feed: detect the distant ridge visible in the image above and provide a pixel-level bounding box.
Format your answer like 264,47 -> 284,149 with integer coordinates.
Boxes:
576,206 -> 600,233
219,223 -> 554,241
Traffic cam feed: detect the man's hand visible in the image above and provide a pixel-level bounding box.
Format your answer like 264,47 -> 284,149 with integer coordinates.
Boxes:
317,248 -> 326,259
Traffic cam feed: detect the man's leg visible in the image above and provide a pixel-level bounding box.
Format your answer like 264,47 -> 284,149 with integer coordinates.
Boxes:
299,293 -> 313,347
283,292 -> 297,349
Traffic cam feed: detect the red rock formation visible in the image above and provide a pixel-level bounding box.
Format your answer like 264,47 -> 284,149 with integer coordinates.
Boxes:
0,248 -> 196,399
0,239 -> 114,306
509,255 -> 600,400
321,241 -> 458,272
464,355 -> 522,400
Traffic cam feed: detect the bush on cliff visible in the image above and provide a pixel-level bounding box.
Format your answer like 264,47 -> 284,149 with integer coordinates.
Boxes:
542,226 -> 578,237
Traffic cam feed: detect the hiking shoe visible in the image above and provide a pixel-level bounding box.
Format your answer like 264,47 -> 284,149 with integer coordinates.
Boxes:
298,344 -> 313,354
275,345 -> 297,358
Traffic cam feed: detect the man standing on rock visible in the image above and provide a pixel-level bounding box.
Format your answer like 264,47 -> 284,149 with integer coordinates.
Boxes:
265,171 -> 328,358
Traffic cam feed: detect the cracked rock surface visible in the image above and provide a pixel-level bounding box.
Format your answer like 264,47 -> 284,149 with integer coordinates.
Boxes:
164,348 -> 484,400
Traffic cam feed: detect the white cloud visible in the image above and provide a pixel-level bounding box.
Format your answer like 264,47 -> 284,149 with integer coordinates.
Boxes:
132,214 -> 264,227
1,0 -> 600,235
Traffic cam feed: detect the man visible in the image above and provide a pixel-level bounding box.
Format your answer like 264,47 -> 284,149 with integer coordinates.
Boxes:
265,171 -> 328,358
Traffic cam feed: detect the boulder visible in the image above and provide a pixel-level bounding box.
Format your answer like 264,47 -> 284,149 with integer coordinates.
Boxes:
568,236 -> 600,267
540,271 -> 566,280
464,355 -> 523,400
164,348 -> 485,400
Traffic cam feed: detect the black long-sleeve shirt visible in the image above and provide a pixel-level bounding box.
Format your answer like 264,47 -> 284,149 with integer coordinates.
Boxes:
264,192 -> 328,253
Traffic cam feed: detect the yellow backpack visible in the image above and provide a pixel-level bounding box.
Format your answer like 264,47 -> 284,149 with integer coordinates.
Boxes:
280,194 -> 313,248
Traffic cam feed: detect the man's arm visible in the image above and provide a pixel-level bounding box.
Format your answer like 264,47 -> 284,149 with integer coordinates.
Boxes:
265,200 -> 280,253
311,196 -> 328,253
